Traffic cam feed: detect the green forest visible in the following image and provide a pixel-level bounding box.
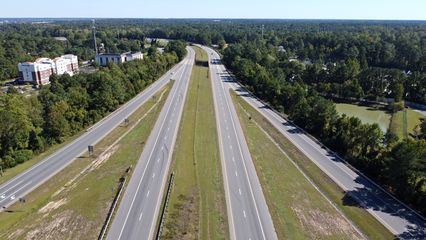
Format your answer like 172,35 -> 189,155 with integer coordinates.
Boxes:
0,19 -> 425,213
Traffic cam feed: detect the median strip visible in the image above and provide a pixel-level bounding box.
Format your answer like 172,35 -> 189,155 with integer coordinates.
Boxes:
161,46 -> 229,239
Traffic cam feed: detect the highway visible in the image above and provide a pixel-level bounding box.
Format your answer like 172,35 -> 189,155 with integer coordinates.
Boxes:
203,45 -> 278,240
203,46 -> 426,239
0,50 -> 191,211
106,47 -> 195,240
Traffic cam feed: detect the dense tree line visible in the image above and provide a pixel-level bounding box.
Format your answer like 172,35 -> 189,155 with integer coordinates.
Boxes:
0,45 -> 184,170
222,41 -> 425,213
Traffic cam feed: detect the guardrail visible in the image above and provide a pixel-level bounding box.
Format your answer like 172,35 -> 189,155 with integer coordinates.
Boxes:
98,176 -> 127,240
156,172 -> 175,240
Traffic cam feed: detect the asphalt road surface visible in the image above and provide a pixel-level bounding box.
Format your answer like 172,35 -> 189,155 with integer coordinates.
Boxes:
0,52 -> 190,211
203,46 -> 426,239
203,45 -> 278,240
106,47 -> 195,240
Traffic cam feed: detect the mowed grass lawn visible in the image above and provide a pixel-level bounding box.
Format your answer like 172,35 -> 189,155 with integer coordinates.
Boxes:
233,94 -> 393,239
0,82 -> 172,239
335,103 -> 391,133
390,109 -> 424,139
163,46 -> 228,239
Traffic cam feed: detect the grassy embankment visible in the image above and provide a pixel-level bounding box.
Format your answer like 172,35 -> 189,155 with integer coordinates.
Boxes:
232,93 -> 394,240
0,81 -> 173,239
162,46 -> 228,240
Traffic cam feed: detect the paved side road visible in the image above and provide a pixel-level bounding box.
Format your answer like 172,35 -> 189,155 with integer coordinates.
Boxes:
203,46 -> 426,239
106,47 -> 195,240
203,45 -> 278,240
0,54 -> 189,210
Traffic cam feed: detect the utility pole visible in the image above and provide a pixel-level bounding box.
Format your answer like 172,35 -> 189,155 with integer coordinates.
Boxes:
92,19 -> 98,56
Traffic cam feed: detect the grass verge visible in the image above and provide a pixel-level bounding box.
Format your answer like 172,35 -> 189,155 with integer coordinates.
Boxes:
0,81 -> 173,240
232,92 -> 394,240
162,46 -> 228,240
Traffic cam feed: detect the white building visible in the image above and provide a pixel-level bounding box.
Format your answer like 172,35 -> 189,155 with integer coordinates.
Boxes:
95,51 -> 143,66
18,54 -> 79,85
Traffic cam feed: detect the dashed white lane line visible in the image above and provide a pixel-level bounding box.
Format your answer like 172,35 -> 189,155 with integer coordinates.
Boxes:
243,210 -> 247,218
164,135 -> 168,140
239,188 -> 242,195
152,173 -> 155,179
228,135 -> 230,139
235,171 -> 238,177
232,157 -> 235,162
139,212 -> 143,221
146,190 -> 150,197
157,158 -> 160,163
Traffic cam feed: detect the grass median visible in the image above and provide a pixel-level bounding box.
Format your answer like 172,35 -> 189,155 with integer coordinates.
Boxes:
0,81 -> 173,240
162,46 -> 228,240
231,92 -> 394,240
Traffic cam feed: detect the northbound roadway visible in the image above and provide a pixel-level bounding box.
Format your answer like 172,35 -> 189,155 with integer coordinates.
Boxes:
203,46 -> 426,239
204,45 -> 278,240
106,47 -> 195,240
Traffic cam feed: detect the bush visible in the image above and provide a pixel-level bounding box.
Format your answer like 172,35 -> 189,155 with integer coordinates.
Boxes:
389,102 -> 404,113
13,150 -> 33,164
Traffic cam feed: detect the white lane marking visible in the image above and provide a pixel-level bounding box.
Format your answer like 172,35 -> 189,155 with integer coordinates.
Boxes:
147,190 -> 150,197
0,180 -> 33,204
161,146 -> 164,150
230,145 -> 233,150
232,157 -> 235,162
213,57 -> 268,239
157,158 -> 160,163
115,56 -> 189,239
152,173 -> 155,179
167,127 -> 170,132
228,135 -> 230,139
164,135 -> 168,140
235,171 -> 238,177
0,180 -> 23,196
243,210 -> 247,218
239,188 -> 242,195
139,212 -> 143,221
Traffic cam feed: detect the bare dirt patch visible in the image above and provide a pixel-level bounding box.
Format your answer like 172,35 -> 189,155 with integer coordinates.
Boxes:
24,210 -> 92,240
292,206 -> 363,239
38,198 -> 68,214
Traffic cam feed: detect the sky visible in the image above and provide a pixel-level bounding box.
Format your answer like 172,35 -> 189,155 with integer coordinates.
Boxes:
1,0 -> 425,20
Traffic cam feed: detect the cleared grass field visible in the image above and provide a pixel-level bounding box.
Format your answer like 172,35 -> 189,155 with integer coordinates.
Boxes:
335,103 -> 391,133
390,109 -> 424,139
162,46 -> 228,239
233,94 -> 394,239
0,82 -> 173,239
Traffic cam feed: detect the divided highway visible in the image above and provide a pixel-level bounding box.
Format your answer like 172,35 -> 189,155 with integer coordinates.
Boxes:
0,52 -> 190,210
106,47 -> 195,240
203,46 -> 426,239
204,45 -> 278,240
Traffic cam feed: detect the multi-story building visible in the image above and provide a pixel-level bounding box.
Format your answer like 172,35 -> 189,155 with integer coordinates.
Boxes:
95,51 -> 143,66
18,54 -> 79,85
